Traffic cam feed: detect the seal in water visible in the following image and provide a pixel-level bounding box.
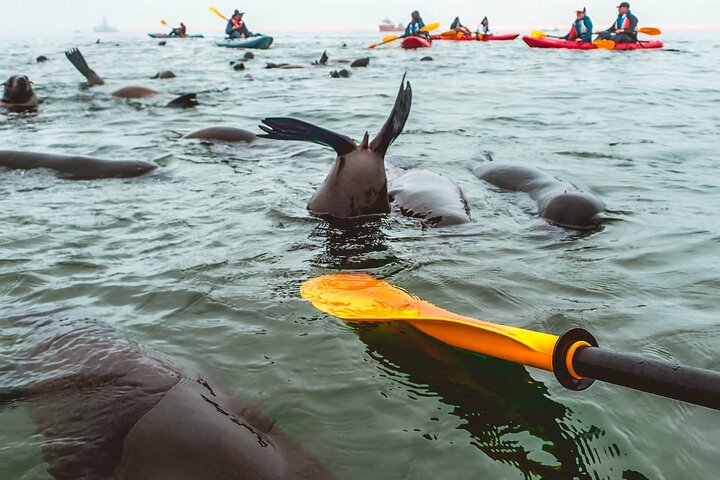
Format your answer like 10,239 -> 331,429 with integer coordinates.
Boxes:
312,50 -> 329,66
0,150 -> 157,179
182,126 -> 257,143
350,57 -> 369,68
330,69 -> 351,78
1,75 -> 40,113
0,311 -> 335,480
389,170 -> 471,227
259,75 -> 411,220
64,48 -> 192,105
471,162 -> 607,230
151,70 -> 176,79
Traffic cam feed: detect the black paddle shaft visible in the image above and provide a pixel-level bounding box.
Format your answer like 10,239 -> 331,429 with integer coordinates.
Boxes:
573,347 -> 720,411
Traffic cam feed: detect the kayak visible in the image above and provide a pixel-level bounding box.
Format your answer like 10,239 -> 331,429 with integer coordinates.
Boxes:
215,35 -> 274,49
430,33 -> 519,41
522,35 -> 663,50
400,36 -> 432,49
147,33 -> 204,39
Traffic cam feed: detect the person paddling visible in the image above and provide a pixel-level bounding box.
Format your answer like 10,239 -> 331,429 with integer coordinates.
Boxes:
561,7 -> 593,42
226,10 -> 253,39
476,17 -> 492,38
169,22 -> 187,38
596,2 -> 638,43
405,11 -> 429,39
450,17 -> 471,37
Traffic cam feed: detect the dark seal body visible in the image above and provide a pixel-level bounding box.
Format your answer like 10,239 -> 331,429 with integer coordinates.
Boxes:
1,75 -> 40,113
182,126 -> 257,143
389,170 -> 471,227
471,162 -> 606,229
259,75 -> 412,220
1,312 -> 335,480
0,150 -> 157,179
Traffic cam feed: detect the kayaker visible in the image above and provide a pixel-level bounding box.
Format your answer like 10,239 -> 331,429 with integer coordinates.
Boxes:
405,11 -> 429,39
169,22 -> 187,38
476,17 -> 492,37
226,10 -> 252,38
561,8 -> 593,42
450,17 -> 471,36
596,2 -> 638,43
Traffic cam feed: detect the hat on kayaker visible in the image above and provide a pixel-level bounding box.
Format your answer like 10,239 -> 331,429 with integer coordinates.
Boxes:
233,10 -> 244,16
576,6 -> 586,12
616,2 -> 630,8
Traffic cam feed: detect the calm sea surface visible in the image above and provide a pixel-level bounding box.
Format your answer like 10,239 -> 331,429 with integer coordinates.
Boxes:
1,30 -> 719,479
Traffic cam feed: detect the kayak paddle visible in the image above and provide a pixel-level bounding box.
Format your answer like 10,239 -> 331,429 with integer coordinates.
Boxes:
369,22 -> 439,49
638,27 -> 662,35
209,7 -> 228,21
301,273 -> 720,411
530,30 -> 561,39
593,39 -> 616,50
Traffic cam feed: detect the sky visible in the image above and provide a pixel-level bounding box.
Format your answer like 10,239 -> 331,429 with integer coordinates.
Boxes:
1,0 -> 718,34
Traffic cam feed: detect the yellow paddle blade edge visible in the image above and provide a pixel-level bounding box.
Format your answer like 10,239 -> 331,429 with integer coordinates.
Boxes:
301,273 -> 559,371
209,7 -> 228,21
529,30 -> 548,38
420,22 -> 440,32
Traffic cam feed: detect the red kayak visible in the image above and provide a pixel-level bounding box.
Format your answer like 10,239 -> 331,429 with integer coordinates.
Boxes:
522,35 -> 663,50
430,33 -> 519,41
400,36 -> 432,49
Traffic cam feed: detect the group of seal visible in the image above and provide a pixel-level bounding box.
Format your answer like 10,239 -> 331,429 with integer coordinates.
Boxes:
1,311 -> 334,480
259,75 -> 603,230
64,47 -> 197,107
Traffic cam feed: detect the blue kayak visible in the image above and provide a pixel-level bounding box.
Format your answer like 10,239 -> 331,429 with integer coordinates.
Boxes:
215,35 -> 274,49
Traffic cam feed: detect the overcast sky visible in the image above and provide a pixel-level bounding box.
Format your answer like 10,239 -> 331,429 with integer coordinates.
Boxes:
1,0 -> 717,34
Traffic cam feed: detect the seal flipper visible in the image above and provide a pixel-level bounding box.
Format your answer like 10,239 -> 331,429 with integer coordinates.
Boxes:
64,48 -> 105,86
259,117 -> 357,156
370,74 -> 412,155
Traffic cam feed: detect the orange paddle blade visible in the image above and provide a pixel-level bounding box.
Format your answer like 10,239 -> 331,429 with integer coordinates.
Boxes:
638,27 -> 661,35
593,39 -> 615,50
301,273 -> 559,371
161,19 -> 169,27
440,30 -> 457,38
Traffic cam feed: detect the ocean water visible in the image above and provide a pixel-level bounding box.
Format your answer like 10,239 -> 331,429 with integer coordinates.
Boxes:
1,30 -> 719,479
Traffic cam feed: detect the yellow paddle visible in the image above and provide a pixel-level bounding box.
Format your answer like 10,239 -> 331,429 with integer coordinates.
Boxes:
209,7 -> 228,21
638,27 -> 662,35
530,30 -> 560,39
593,39 -> 616,50
369,22 -> 439,49
161,19 -> 186,38
440,30 -> 457,38
301,273 -> 720,410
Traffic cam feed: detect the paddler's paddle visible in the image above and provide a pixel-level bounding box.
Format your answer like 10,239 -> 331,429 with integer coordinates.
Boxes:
369,22 -> 439,49
638,27 -> 662,35
209,7 -> 228,21
301,273 -> 720,411
530,30 -> 562,39
593,39 -> 616,50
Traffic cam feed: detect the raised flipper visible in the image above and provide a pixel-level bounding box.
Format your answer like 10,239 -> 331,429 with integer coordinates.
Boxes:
64,48 -> 105,86
370,73 -> 412,155
259,117 -> 357,156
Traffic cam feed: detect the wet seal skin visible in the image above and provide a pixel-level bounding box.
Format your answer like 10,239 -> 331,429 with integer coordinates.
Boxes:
182,127 -> 257,143
1,75 -> 40,113
1,311 -> 335,480
471,162 -> 607,230
0,150 -> 157,179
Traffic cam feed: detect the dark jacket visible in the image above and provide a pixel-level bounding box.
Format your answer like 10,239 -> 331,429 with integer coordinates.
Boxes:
405,18 -> 425,36
607,12 -> 638,40
562,16 -> 593,42
226,18 -> 250,37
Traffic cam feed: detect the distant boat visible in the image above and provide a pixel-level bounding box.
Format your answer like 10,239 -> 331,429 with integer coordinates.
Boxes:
379,18 -> 404,32
94,16 -> 118,33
